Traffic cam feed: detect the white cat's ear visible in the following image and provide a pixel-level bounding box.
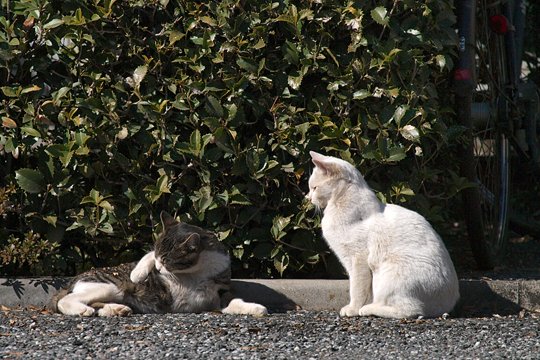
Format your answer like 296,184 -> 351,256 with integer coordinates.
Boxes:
160,211 -> 178,229
310,151 -> 335,175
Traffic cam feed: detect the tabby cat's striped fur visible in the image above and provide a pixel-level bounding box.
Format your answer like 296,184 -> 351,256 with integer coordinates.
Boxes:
50,212 -> 267,317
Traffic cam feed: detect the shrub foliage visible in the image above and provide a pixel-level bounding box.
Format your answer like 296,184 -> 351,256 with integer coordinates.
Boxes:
0,0 -> 461,277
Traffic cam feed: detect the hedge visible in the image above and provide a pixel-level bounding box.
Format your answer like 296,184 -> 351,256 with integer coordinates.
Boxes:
0,0 -> 463,277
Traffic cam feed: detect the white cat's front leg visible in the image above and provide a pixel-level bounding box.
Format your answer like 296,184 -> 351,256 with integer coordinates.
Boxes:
340,256 -> 372,317
130,251 -> 156,283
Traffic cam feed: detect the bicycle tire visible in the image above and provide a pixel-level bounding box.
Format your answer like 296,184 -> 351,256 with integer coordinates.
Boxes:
459,0 -> 510,269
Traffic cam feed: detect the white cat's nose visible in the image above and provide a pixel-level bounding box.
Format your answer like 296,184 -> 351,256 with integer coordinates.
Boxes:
305,192 -> 311,201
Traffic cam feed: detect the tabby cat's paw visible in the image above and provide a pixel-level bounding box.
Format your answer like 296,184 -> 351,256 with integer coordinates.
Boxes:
339,304 -> 360,317
221,298 -> 268,317
97,304 -> 133,317
80,306 -> 96,317
57,300 -> 95,317
130,267 -> 148,284
250,304 -> 269,317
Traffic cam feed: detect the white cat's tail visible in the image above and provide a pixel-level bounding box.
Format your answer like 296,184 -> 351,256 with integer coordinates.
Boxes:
221,298 -> 268,317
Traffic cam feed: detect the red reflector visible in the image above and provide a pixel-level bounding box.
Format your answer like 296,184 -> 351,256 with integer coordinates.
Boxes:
454,68 -> 471,81
489,15 -> 509,34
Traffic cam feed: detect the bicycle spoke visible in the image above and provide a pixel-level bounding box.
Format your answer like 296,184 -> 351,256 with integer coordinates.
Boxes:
464,0 -> 511,267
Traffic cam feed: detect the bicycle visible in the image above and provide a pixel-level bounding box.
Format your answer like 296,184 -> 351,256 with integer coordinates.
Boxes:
454,0 -> 540,269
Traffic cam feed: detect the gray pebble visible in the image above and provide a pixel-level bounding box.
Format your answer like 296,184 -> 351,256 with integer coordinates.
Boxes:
1,310 -> 539,359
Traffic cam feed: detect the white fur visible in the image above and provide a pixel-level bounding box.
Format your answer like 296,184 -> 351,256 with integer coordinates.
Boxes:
130,251 -> 156,283
308,151 -> 460,319
57,282 -> 127,317
221,298 -> 268,317
97,303 -> 133,317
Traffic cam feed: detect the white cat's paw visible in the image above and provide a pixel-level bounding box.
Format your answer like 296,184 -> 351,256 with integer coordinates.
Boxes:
339,304 -> 360,317
97,304 -> 132,317
130,267 -> 148,284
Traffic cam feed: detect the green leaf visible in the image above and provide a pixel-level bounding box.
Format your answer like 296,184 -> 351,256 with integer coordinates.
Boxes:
20,126 -> 41,137
190,129 -> 202,156
132,65 -> 148,87
53,87 -> 71,102
282,41 -> 299,64
98,200 -> 114,211
288,74 -> 303,90
21,85 -> 41,94
274,255 -> 289,276
43,18 -> 64,29
44,215 -> 58,227
74,132 -> 91,146
2,117 -> 17,128
371,7 -> 389,26
157,174 -> 171,194
1,86 -> 19,97
253,38 -> 266,49
386,147 -> 407,162
46,144 -> 67,157
271,215 -> 292,240
353,90 -> 370,100
81,189 -> 103,205
236,58 -> 258,73
169,30 -> 185,45
144,175 -> 170,204
206,96 -> 224,117
200,16 -> 216,26
400,187 -> 415,196
435,54 -> 446,70
189,185 -> 213,215
15,168 -> 45,193
400,125 -> 420,142
99,223 -> 114,234
213,127 -> 234,154
229,187 -> 251,205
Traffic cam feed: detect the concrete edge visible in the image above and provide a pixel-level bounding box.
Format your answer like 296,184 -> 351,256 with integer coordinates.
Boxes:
1,278 -> 539,315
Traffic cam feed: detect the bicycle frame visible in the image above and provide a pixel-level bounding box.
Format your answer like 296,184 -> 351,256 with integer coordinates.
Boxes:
456,0 -> 539,163
454,0 -> 540,268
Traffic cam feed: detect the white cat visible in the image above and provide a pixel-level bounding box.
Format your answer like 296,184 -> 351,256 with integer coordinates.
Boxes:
306,151 -> 459,318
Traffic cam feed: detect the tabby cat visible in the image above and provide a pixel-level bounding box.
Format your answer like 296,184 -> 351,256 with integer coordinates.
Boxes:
50,212 -> 268,317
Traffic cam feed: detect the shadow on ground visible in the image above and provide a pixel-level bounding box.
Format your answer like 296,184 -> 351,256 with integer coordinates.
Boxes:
455,280 -> 524,317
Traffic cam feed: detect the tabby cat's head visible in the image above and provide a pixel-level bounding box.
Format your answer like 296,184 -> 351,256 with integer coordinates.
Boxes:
154,212 -> 209,275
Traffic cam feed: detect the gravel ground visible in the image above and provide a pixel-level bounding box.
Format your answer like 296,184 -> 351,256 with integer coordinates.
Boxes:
1,308 -> 539,359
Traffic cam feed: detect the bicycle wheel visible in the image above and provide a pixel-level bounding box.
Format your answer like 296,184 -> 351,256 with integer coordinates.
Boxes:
460,0 -> 510,269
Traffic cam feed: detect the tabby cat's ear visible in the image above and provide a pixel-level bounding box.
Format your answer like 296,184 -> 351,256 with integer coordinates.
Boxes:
160,211 -> 179,229
310,151 -> 337,176
183,233 -> 201,251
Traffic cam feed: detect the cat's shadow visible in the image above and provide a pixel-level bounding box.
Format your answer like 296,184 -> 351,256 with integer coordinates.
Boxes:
232,279 -> 531,318
453,280 -> 525,318
230,280 -> 298,313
